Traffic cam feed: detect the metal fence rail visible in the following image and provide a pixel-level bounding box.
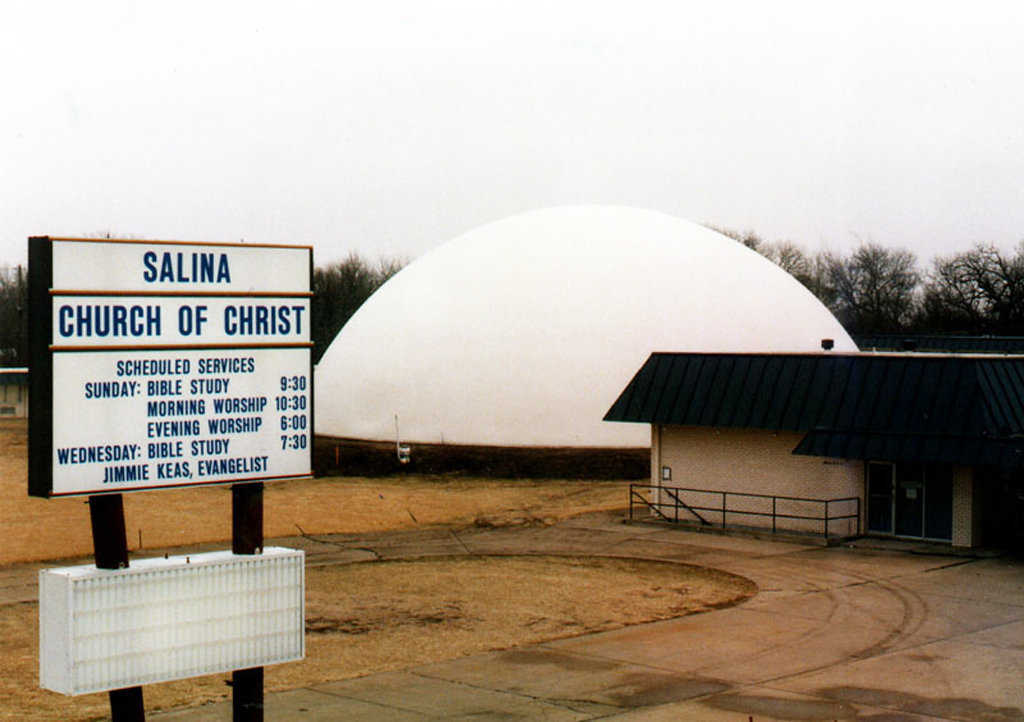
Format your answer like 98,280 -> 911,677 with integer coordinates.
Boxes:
629,484 -> 861,539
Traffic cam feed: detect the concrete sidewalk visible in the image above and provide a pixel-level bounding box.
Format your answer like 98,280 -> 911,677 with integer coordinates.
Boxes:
16,512 -> 1023,720
142,513 -> 1024,721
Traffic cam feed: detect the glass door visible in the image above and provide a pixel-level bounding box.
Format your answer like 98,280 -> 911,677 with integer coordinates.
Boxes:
867,461 -> 953,541
895,464 -> 925,537
867,462 -> 894,534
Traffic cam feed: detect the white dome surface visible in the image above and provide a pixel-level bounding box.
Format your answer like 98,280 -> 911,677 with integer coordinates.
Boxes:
315,206 -> 857,448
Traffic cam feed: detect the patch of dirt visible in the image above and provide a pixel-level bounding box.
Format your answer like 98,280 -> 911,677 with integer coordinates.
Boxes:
305,602 -> 465,636
1,556 -> 753,721
0,420 -> 758,720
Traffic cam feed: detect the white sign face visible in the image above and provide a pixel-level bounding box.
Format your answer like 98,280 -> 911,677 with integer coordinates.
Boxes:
51,349 -> 310,495
32,238 -> 313,497
51,240 -> 310,294
52,297 -> 310,348
40,548 -> 305,695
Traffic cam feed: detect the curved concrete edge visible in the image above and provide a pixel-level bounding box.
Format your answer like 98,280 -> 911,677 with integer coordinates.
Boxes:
143,511 -> 1024,721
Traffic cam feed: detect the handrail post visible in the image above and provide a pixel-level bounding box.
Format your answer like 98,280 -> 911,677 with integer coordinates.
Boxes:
628,489 -> 865,538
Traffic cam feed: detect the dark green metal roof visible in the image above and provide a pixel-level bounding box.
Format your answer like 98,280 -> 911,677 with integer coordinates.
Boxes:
792,430 -> 1024,468
605,352 -> 1024,467
854,334 -> 1024,354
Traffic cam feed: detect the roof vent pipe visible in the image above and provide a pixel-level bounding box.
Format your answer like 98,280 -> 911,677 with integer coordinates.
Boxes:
821,338 -> 834,351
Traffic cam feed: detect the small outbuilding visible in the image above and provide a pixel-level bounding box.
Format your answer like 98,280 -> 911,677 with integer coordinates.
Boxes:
605,351 -> 1024,548
0,368 -> 28,418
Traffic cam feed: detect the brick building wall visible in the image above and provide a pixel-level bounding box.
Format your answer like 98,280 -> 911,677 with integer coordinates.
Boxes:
951,466 -> 974,547
650,425 -> 863,536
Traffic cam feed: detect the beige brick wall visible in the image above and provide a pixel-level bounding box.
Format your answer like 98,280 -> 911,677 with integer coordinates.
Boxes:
951,465 -> 975,548
652,425 -> 864,536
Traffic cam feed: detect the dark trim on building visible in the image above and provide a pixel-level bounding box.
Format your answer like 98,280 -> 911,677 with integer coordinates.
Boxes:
606,352 -> 1024,469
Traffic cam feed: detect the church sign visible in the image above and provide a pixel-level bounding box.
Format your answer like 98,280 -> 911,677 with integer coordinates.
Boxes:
28,237 -> 313,497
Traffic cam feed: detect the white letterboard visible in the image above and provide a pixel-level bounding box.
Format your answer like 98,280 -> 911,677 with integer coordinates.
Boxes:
30,238 -> 314,497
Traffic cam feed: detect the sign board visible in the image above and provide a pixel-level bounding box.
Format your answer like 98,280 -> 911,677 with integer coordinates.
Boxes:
40,548 -> 305,695
29,237 -> 313,497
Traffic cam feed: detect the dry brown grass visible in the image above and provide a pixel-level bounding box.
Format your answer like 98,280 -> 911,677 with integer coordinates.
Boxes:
0,419 -> 627,565
0,419 -> 757,720
4,556 -> 754,720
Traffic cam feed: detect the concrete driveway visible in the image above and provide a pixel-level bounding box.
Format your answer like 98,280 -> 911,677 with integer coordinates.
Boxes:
144,513 -> 1024,720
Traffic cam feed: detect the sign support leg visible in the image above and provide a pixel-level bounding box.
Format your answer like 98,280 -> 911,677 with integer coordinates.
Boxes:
232,482 -> 264,722
88,494 -> 145,721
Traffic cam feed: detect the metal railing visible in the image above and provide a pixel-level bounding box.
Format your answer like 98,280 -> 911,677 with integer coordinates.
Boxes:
629,484 -> 861,539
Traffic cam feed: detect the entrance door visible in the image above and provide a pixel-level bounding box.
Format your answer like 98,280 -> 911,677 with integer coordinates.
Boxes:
867,462 -> 894,534
867,461 -> 954,541
895,464 -> 925,537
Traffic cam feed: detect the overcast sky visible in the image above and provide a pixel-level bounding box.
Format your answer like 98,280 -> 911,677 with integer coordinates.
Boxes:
3,1 -> 1023,267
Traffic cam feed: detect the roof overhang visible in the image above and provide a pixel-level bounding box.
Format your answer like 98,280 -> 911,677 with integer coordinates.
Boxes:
606,351 -> 1024,469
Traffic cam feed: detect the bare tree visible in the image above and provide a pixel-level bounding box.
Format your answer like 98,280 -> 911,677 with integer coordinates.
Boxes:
766,241 -> 810,278
707,225 -> 765,252
920,242 -> 1024,334
311,252 -> 406,363
709,225 -> 837,308
825,244 -> 920,333
0,265 -> 27,366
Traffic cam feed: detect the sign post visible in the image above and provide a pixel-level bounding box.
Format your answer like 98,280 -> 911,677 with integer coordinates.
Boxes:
88,493 -> 145,719
232,481 -> 265,720
29,237 -> 313,720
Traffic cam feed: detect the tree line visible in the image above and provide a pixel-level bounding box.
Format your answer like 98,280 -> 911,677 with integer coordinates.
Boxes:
310,252 -> 405,363
0,266 -> 26,366
0,232 -> 1022,367
716,228 -> 1024,336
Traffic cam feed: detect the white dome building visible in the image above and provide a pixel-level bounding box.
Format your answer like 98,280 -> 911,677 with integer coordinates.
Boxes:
315,206 -> 856,453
